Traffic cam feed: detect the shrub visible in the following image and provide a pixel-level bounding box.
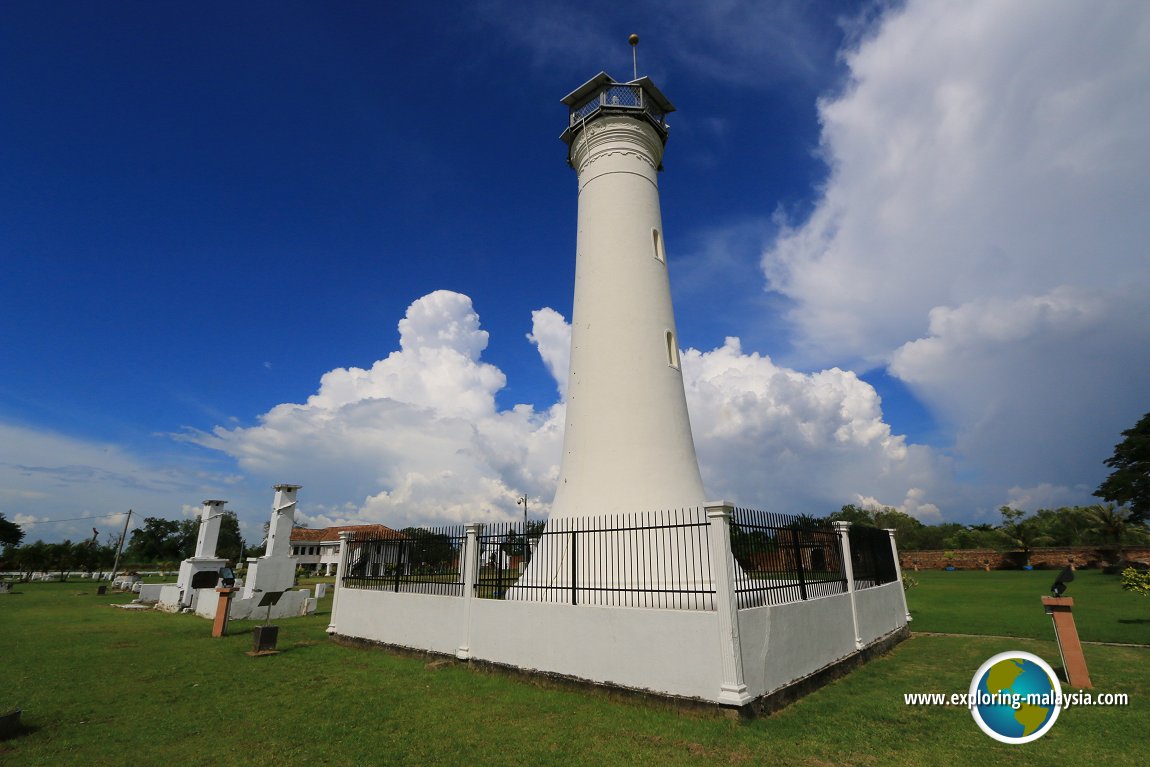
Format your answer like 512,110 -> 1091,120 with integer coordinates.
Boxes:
1120,567 -> 1150,596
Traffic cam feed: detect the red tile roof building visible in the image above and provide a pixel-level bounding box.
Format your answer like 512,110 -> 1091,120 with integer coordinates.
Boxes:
289,524 -> 404,575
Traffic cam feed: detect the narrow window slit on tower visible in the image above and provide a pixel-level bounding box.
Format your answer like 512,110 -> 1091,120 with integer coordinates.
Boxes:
666,330 -> 680,369
652,228 -> 666,263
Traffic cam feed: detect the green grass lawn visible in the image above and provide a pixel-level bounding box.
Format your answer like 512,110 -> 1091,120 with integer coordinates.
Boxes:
1,573 -> 1146,766
904,568 -> 1150,644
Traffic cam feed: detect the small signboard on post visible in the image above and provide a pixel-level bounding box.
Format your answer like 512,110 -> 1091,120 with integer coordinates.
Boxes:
248,590 -> 284,656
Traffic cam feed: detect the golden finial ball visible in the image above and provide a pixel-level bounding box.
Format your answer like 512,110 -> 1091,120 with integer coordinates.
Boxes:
629,34 -> 639,46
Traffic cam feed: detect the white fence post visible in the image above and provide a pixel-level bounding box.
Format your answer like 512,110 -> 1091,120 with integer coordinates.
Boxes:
327,530 -> 354,635
885,528 -> 912,622
706,501 -> 752,707
457,523 -> 480,660
833,521 -> 863,649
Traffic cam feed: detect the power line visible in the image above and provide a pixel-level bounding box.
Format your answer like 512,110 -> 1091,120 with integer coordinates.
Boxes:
17,512 -> 129,527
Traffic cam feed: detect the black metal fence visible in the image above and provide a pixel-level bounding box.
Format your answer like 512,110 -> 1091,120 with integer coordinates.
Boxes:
848,524 -> 899,588
342,525 -> 466,596
339,510 -> 900,609
500,510 -> 715,609
472,520 -> 539,601
729,508 -> 848,605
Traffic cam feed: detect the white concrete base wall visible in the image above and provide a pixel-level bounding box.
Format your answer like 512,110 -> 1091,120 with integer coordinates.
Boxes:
469,600 -> 722,701
336,589 -> 466,656
331,582 -> 907,705
737,583 -> 909,698
856,582 -> 908,644
738,593 -> 859,697
194,588 -> 315,621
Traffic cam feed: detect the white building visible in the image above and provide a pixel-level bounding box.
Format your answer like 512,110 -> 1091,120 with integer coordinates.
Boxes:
291,524 -> 405,576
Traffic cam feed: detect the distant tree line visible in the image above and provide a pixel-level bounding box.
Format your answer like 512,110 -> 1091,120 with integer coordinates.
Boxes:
829,503 -> 1150,556
0,528 -> 114,581
0,512 -> 253,580
833,410 -> 1150,556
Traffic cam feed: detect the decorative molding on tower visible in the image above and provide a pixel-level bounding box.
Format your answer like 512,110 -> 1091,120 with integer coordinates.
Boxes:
569,117 -> 665,176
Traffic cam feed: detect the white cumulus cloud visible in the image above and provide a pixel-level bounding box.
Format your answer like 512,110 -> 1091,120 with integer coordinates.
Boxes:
191,290 -> 952,528
196,291 -> 565,528
889,286 -> 1150,489
526,307 -> 572,400
0,423 -> 230,541
762,0 -> 1150,508
682,337 -> 950,515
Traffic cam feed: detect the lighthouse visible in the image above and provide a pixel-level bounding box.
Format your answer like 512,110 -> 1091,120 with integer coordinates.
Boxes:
550,67 -> 705,519
510,47 -> 713,606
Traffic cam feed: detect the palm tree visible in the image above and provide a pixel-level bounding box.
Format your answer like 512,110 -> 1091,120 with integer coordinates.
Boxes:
998,507 -> 1053,567
1084,503 -> 1148,564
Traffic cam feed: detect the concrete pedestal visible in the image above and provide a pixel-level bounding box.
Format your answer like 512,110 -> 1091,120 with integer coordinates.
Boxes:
1042,596 -> 1092,688
195,587 -> 316,621
176,557 -> 227,607
212,587 -> 239,637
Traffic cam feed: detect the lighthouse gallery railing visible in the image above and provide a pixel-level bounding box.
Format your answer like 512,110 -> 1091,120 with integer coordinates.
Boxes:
569,84 -> 667,130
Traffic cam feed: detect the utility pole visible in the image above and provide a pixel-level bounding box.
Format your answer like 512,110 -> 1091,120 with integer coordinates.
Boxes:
107,509 -> 132,582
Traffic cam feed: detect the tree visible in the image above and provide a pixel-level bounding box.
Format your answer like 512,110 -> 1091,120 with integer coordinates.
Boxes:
125,517 -> 188,564
122,513 -> 248,565
1083,503 -> 1150,563
12,540 -> 49,580
911,522 -> 964,550
1035,506 -> 1094,547
498,521 -> 546,559
45,540 -> 78,581
72,537 -> 114,575
400,527 -> 457,570
830,504 -> 875,526
0,512 -> 24,550
997,506 -> 1053,565
943,524 -> 1009,550
215,511 -> 244,563
829,504 -> 931,548
1095,411 -> 1150,524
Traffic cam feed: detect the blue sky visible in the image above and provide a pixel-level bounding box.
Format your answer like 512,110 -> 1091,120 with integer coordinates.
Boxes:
3,1 -> 1148,544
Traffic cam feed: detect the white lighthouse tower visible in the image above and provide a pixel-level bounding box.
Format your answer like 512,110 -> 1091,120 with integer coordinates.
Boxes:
511,48 -> 713,606
550,68 -> 705,519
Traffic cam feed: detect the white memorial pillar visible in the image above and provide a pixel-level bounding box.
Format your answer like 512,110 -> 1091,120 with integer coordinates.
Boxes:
243,484 -> 303,599
265,484 -> 301,557
194,500 -> 227,558
174,500 -> 229,610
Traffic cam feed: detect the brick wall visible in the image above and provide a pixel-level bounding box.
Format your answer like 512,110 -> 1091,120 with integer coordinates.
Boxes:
900,546 -> 1150,571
